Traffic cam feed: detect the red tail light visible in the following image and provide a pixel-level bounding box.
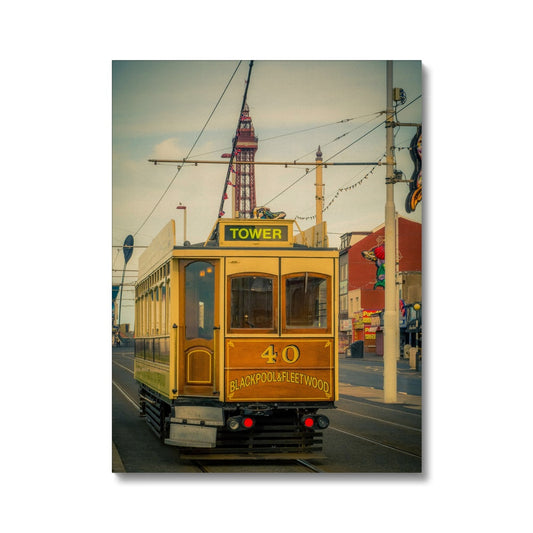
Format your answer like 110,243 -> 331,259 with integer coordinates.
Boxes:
301,414 -> 330,429
302,416 -> 315,428
242,416 -> 254,429
227,415 -> 255,431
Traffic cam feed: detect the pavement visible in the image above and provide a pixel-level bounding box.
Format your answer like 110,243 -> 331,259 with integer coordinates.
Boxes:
112,442 -> 126,473
338,352 -> 422,410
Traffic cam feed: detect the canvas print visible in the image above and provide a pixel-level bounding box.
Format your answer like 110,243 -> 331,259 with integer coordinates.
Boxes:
112,60 -> 422,473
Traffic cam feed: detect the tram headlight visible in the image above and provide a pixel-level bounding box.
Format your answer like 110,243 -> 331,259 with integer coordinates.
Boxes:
301,414 -> 329,429
227,416 -> 255,431
227,417 -> 241,431
316,415 -> 329,429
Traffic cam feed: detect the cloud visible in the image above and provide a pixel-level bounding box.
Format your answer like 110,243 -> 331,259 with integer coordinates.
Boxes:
152,138 -> 184,160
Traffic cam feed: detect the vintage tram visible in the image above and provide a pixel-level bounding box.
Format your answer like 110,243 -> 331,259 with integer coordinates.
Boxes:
134,217 -> 338,456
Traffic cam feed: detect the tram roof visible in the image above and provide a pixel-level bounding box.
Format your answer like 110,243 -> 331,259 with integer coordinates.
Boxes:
138,218 -> 337,280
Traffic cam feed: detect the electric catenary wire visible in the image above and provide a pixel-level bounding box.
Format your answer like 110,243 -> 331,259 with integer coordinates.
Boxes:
263,119 -> 385,207
295,155 -> 386,221
186,112 -> 381,160
293,113 -> 383,162
263,95 -> 421,208
132,61 -> 243,238
214,61 -> 255,220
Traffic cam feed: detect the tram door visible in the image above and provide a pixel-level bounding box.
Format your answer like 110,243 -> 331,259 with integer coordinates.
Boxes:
180,260 -> 219,396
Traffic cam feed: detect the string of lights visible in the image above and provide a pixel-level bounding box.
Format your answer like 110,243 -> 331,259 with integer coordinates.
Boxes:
272,95 -> 421,216
295,156 -> 385,221
264,115 -> 388,206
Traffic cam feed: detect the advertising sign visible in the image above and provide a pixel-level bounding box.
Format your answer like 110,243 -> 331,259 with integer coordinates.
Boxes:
406,126 -> 422,213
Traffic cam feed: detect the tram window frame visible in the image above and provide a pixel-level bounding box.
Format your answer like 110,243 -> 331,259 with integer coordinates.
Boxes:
227,273 -> 277,334
282,272 -> 331,334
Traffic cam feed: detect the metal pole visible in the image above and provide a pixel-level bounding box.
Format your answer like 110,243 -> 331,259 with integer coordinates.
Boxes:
184,207 -> 187,243
148,159 -> 381,166
396,212 -> 400,360
117,269 -> 126,329
176,205 -> 187,244
232,176 -> 237,218
315,146 -> 323,225
383,60 -> 398,403
117,235 -> 134,331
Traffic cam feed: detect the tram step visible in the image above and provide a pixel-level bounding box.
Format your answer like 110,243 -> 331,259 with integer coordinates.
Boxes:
167,424 -> 217,448
171,405 -> 225,427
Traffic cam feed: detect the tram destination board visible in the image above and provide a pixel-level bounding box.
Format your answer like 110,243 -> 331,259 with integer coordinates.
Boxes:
219,219 -> 293,247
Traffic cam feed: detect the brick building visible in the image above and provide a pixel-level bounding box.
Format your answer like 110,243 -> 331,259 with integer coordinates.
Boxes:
339,216 -> 422,354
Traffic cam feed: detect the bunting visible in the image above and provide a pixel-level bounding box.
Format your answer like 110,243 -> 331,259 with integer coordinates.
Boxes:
296,156 -> 385,220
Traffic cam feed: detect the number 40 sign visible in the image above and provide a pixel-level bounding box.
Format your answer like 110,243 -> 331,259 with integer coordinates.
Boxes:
260,344 -> 300,364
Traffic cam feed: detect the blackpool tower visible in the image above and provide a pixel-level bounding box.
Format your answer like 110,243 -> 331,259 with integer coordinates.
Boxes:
232,103 -> 258,218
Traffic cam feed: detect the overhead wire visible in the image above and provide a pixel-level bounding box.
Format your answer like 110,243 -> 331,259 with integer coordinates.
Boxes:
215,60 -> 255,220
295,155 -> 386,221
186,112 -> 380,159
132,60 -> 243,238
293,112 -> 383,162
263,119 -> 385,206
264,95 -> 421,207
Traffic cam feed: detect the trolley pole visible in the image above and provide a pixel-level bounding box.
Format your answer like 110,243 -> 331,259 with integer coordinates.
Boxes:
383,60 -> 398,403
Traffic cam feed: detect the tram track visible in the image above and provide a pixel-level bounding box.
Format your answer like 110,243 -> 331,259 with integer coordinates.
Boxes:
113,351 -> 135,360
113,375 -> 420,465
339,394 -> 422,416
296,458 -> 324,472
190,458 -> 325,473
329,425 -> 421,459
113,377 -> 327,472
191,460 -> 211,473
335,405 -> 421,432
113,352 -> 420,470
112,359 -> 134,375
112,380 -> 140,410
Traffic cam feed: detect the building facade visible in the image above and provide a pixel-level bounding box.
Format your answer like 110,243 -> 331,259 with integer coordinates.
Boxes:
339,217 -> 422,354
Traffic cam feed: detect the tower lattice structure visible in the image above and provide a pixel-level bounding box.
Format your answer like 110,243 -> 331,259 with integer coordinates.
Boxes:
233,103 -> 258,218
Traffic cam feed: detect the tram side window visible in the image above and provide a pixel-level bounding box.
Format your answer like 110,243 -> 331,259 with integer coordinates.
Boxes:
230,275 -> 275,331
285,274 -> 329,330
185,262 -> 215,340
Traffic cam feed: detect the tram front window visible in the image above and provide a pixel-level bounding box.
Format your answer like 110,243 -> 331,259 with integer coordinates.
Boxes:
230,276 -> 274,330
285,274 -> 329,329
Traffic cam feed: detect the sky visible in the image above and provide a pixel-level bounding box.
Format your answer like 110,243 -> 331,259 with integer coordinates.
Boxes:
112,60 -> 422,327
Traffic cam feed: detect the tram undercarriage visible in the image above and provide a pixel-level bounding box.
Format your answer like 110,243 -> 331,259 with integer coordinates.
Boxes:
139,384 -> 332,457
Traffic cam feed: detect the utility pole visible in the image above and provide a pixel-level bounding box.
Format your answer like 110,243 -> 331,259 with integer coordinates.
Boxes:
383,60 -> 398,403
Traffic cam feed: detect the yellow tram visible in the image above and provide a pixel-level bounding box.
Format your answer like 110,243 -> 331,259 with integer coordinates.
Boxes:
134,217 -> 338,456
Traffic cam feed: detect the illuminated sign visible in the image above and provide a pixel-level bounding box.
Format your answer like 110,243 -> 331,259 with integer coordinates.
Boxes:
224,225 -> 288,242
219,220 -> 293,247
406,126 -> 422,213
